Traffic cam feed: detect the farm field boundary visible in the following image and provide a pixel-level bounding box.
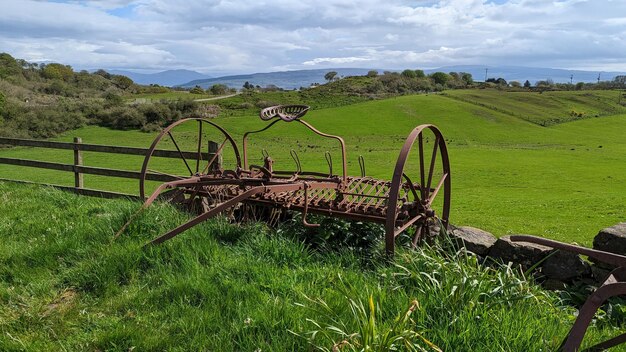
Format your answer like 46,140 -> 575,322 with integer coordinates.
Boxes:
0,136 -> 202,199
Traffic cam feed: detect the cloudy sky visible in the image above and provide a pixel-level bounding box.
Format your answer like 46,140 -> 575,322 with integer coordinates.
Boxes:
1,0 -> 624,75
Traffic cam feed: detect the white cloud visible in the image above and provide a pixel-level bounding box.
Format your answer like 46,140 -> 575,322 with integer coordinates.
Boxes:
0,0 -> 624,73
303,56 -> 372,65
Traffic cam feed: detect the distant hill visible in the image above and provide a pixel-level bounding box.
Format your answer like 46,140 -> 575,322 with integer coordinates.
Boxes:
178,68 -> 375,90
179,66 -> 626,90
106,69 -> 211,87
428,65 -> 626,84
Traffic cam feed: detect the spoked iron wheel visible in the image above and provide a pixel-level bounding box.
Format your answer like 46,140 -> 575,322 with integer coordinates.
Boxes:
385,124 -> 451,255
139,118 -> 241,213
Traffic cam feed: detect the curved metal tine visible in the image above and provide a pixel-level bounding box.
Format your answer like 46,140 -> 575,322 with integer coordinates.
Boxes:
325,151 -> 333,176
402,173 -> 421,201
358,155 -> 366,177
167,131 -> 193,176
425,136 -> 439,200
302,184 -> 320,227
412,223 -> 424,248
290,149 -> 302,173
423,222 -> 432,242
260,149 -> 270,171
196,120 -> 203,174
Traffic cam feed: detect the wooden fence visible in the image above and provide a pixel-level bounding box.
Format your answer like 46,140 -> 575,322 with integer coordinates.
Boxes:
0,137 -> 216,200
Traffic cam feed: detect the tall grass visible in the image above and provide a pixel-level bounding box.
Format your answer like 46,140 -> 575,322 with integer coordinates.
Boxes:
0,182 -> 624,350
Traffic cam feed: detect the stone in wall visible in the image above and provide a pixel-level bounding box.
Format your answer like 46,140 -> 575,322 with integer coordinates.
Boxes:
591,265 -> 612,284
449,226 -> 497,256
592,223 -> 626,269
542,249 -> 590,281
488,235 -> 552,270
593,223 -> 626,255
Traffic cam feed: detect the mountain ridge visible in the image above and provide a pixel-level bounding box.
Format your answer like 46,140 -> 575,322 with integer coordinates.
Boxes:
178,68 -> 375,90
105,69 -> 211,87
177,66 -> 626,90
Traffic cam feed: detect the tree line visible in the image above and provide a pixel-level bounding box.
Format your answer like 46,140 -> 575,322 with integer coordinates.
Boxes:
0,53 -> 207,138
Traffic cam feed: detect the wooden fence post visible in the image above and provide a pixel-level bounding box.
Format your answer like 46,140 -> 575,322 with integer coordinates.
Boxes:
74,137 -> 83,189
208,141 -> 222,171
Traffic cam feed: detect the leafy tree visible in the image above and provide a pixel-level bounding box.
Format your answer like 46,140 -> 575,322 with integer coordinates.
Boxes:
190,85 -> 204,94
523,80 -> 531,88
509,81 -> 521,88
0,53 -> 22,78
324,71 -> 337,82
41,63 -> 74,81
429,72 -> 450,85
242,81 -> 252,90
401,69 -> 417,78
111,75 -> 134,90
536,79 -> 554,88
414,69 -> 425,78
461,72 -> 473,85
366,70 -> 378,77
94,69 -> 111,79
486,77 -> 507,86
209,84 -> 229,95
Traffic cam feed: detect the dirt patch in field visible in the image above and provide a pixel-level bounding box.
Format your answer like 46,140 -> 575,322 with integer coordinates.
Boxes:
41,289 -> 77,317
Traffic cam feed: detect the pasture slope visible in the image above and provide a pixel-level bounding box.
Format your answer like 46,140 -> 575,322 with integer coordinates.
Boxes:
0,182 -> 620,351
1,90 -> 625,245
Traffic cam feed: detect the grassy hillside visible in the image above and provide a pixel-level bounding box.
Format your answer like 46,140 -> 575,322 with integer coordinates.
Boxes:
2,182 -> 622,350
2,91 -> 625,245
443,89 -> 626,126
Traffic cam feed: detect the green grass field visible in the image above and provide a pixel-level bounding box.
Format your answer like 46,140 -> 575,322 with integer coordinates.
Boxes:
2,182 -> 622,351
1,90 -> 625,245
443,89 -> 626,125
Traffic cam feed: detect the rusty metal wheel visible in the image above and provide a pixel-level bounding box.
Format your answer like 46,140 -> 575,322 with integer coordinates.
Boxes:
139,118 -> 241,212
384,124 -> 451,255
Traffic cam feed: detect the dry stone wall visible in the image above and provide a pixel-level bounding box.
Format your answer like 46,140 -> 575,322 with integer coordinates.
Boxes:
448,222 -> 626,289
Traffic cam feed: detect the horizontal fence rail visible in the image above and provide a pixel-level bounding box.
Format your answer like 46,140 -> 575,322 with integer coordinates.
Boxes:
0,157 -> 178,182
0,137 -> 210,159
0,136 -> 213,200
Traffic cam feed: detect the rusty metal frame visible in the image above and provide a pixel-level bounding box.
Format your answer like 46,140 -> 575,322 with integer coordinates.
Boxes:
242,117 -> 348,182
122,105 -> 451,255
512,235 -> 626,351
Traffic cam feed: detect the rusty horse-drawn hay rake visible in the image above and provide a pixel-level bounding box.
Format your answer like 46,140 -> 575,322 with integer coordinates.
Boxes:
119,105 -> 626,350
124,105 -> 450,255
